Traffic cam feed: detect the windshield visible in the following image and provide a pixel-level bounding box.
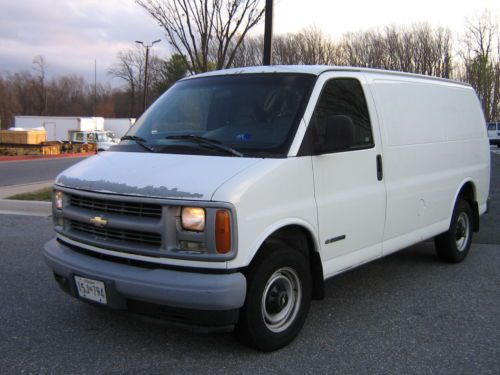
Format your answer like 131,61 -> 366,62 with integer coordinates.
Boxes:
96,132 -> 114,142
122,73 -> 315,157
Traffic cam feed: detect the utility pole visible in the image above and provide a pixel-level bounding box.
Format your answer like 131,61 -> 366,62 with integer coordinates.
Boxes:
135,39 -> 161,112
263,0 -> 274,66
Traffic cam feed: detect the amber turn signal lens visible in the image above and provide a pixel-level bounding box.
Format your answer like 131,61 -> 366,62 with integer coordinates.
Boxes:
215,210 -> 231,254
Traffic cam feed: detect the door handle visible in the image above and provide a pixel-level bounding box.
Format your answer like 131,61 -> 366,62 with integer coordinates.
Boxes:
376,154 -> 383,181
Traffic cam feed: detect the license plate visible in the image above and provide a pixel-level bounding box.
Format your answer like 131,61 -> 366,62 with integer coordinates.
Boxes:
74,276 -> 107,304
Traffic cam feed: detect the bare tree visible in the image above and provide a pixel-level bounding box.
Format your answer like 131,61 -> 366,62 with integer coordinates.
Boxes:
32,55 -> 48,115
0,75 -> 21,129
231,35 -> 262,67
460,10 -> 499,121
337,24 -> 453,78
108,46 -> 146,116
136,0 -> 265,73
233,27 -> 341,67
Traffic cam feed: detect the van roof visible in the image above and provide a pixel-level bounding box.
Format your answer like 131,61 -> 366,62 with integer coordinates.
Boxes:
183,65 -> 470,87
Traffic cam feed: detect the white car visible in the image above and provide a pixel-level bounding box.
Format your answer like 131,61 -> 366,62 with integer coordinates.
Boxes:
487,121 -> 500,146
43,66 -> 490,351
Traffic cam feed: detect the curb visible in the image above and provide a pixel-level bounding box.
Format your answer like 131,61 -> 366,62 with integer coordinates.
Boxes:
0,152 -> 94,163
0,199 -> 51,217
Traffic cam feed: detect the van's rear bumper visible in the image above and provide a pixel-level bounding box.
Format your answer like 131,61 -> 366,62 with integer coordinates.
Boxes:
43,238 -> 246,326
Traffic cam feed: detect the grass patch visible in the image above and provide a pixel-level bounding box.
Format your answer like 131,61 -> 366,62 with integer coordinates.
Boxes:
7,187 -> 52,201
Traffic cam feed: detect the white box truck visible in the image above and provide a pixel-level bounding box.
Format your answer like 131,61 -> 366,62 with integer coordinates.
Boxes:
15,116 -> 104,141
43,66 -> 490,351
103,118 -> 135,139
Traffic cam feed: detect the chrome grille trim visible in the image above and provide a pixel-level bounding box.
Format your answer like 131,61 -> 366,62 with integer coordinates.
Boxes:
70,220 -> 162,247
70,195 -> 162,218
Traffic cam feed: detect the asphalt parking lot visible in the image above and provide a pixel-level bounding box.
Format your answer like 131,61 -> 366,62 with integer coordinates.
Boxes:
0,152 -> 499,375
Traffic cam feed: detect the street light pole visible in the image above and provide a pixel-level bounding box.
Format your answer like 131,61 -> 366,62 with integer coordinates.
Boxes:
135,39 -> 161,113
263,0 -> 274,66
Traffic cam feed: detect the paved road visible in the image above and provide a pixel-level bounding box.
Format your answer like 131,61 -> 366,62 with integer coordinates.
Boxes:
0,157 -> 86,186
475,149 -> 500,244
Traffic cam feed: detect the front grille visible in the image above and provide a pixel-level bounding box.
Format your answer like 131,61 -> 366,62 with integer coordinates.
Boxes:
70,195 -> 162,218
70,220 -> 161,247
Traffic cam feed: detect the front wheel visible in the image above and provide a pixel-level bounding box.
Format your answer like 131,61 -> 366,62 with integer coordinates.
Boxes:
434,199 -> 473,263
236,246 -> 311,351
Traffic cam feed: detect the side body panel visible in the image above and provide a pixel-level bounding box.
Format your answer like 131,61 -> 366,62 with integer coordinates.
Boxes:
212,156 -> 319,270
366,75 -> 490,255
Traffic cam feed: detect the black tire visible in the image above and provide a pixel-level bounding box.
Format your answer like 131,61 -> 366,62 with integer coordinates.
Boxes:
236,246 -> 311,352
434,199 -> 473,263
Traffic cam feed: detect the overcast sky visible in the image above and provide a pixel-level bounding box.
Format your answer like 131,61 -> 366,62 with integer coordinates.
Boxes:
0,0 -> 498,86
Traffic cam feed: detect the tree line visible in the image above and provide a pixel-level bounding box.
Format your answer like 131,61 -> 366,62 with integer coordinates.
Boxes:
232,19 -> 499,121
0,52 -> 188,129
0,2 -> 498,129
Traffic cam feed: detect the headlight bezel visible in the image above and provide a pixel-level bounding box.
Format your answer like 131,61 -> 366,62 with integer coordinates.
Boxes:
176,205 -> 235,260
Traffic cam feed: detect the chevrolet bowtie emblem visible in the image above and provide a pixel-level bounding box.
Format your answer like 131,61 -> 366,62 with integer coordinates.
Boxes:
90,216 -> 107,227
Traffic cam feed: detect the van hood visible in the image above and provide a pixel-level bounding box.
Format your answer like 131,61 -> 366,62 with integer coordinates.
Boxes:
55,151 -> 261,201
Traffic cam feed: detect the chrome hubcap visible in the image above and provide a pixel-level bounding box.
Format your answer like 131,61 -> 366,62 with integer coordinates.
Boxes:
455,212 -> 470,252
261,267 -> 302,333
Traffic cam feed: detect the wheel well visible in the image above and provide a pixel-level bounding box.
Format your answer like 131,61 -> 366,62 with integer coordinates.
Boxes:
457,182 -> 479,232
255,225 -> 324,300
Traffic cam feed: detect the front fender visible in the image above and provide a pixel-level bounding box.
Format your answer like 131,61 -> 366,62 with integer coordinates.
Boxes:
242,218 -> 321,267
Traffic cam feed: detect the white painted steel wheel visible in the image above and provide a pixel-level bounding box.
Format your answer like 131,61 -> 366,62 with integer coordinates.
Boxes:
435,199 -> 473,263
236,246 -> 311,352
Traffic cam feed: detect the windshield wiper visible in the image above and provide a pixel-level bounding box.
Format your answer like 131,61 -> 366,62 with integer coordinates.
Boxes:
164,135 -> 244,157
121,135 -> 156,153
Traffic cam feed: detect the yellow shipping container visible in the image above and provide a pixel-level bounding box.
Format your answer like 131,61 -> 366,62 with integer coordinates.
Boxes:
0,129 -> 47,144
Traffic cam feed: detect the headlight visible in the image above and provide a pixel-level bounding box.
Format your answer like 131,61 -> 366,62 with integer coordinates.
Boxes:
181,207 -> 205,232
54,190 -> 63,210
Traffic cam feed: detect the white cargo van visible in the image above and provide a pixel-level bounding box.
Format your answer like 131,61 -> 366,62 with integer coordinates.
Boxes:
43,66 -> 490,351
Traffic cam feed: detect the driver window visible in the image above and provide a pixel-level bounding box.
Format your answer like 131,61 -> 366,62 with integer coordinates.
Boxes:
312,78 -> 374,154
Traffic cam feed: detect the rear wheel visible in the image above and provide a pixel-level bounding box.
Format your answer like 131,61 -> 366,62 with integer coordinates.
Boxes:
434,199 -> 473,263
236,246 -> 311,351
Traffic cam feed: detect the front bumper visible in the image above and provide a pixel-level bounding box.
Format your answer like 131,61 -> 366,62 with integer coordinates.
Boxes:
43,238 -> 247,326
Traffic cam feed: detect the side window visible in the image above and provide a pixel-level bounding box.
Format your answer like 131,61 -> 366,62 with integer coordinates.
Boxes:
74,132 -> 84,142
311,78 -> 373,154
87,132 -> 96,142
488,123 -> 496,131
